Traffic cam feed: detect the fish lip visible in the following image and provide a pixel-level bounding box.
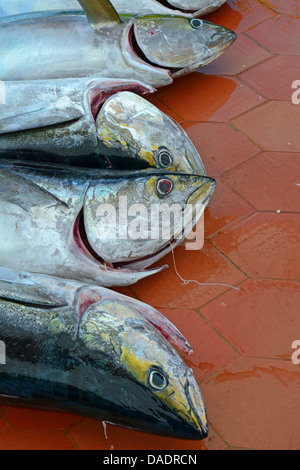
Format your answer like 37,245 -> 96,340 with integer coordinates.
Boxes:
185,376 -> 209,439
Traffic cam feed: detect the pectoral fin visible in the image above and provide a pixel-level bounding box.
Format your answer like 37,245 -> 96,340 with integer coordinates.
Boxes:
0,268 -> 68,308
78,0 -> 121,29
0,168 -> 66,213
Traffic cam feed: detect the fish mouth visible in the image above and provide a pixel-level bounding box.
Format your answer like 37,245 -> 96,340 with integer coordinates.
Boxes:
184,374 -> 209,439
172,27 -> 236,78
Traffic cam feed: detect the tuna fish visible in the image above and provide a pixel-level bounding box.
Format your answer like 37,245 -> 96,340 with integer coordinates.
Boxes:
0,0 -> 227,19
0,0 -> 236,88
0,266 -> 208,439
0,82 -> 206,175
0,161 -> 216,287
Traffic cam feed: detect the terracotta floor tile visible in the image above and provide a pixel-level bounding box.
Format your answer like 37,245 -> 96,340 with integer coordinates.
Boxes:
259,0 -> 300,15
201,279 -> 300,359
182,122 -> 260,176
102,423 -> 228,451
212,212 -> 300,280
232,101 -> 300,152
201,34 -> 272,76
131,243 -> 246,310
205,0 -> 276,34
240,55 -> 300,100
69,417 -> 227,450
160,309 -> 238,381
202,356 -> 300,450
1,406 -> 82,430
0,414 -> 6,432
147,95 -> 184,122
156,74 -> 265,122
0,425 -> 74,450
248,16 -> 300,55
205,179 -> 255,237
68,419 -> 114,450
223,152 -> 300,212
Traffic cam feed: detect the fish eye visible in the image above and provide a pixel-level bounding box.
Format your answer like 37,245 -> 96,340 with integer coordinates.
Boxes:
156,178 -> 173,197
190,18 -> 203,29
157,148 -> 173,168
148,368 -> 168,391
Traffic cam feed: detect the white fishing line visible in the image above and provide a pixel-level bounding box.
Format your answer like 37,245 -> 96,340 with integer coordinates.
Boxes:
170,246 -> 240,291
102,421 -> 109,440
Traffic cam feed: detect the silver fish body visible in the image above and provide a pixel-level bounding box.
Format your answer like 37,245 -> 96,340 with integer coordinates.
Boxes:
0,266 -> 208,439
0,83 -> 206,175
0,0 -> 227,19
0,9 -> 236,87
0,161 -> 216,286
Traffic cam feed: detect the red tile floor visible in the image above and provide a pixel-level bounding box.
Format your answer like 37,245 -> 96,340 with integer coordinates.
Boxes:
0,0 -> 299,450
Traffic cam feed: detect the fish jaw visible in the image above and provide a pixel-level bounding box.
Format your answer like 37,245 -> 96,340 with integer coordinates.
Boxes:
134,15 -> 236,75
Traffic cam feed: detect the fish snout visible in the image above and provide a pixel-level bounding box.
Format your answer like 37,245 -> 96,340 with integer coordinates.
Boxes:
209,26 -> 237,51
185,373 -> 209,439
187,176 -> 217,207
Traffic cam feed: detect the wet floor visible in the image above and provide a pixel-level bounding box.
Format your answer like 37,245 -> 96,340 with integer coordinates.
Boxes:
0,0 -> 299,450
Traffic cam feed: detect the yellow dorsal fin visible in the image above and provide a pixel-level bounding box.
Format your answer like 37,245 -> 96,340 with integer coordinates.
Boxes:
78,0 -> 121,28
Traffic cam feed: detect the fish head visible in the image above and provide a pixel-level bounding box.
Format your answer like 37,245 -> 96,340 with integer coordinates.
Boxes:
97,91 -> 206,175
82,170 -> 216,267
165,0 -> 227,17
133,15 -> 236,74
79,298 -> 208,439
